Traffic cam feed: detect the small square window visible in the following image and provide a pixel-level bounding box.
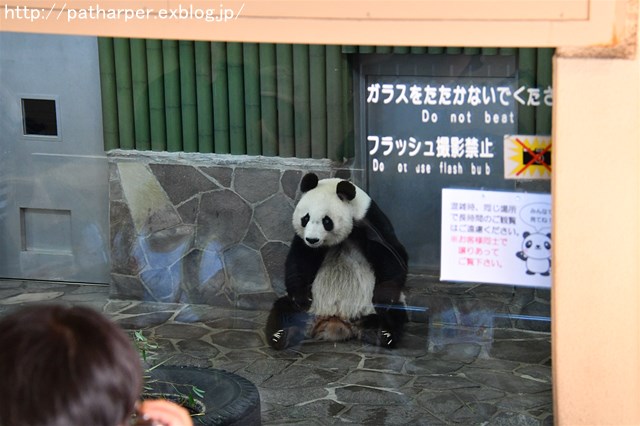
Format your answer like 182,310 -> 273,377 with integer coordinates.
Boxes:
22,98 -> 58,136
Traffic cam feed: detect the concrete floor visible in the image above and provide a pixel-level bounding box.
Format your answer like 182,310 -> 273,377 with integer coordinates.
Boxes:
0,279 -> 552,425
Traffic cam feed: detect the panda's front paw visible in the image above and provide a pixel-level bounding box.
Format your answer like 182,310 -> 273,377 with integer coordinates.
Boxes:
361,329 -> 397,348
380,330 -> 395,348
269,329 -> 288,350
291,293 -> 312,310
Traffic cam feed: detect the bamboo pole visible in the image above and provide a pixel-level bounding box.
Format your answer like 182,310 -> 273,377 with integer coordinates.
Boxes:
113,38 -> 135,150
341,51 -> 354,160
179,40 -> 198,152
227,42 -> 246,155
194,41 -> 213,153
146,39 -> 166,151
276,44 -> 294,157
536,48 -> 554,136
309,44 -> 326,159
211,42 -> 230,153
97,38 -> 119,151
243,43 -> 262,155
259,44 -> 278,156
500,48 -> 517,55
130,38 -> 150,151
326,45 -> 343,161
292,44 -> 311,158
481,48 -> 499,55
162,40 -> 183,151
518,48 -> 537,135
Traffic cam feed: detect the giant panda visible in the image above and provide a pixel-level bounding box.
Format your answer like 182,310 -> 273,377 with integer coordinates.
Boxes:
265,173 -> 409,350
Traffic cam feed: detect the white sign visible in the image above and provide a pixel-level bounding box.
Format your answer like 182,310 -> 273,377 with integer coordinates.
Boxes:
440,188 -> 551,288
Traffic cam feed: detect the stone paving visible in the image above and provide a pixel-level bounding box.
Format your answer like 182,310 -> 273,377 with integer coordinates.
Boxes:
0,280 -> 552,425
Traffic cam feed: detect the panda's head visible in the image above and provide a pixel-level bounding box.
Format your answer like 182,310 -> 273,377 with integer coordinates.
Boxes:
521,232 -> 552,259
293,173 -> 371,248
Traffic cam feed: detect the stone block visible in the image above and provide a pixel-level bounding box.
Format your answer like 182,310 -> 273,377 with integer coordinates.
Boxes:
200,165 -> 233,188
254,193 -> 295,242
150,163 -> 219,205
196,189 -> 251,250
234,168 -> 281,204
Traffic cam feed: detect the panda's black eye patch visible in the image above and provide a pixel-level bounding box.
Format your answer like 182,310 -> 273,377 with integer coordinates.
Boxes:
525,240 -> 533,248
301,214 -> 310,227
544,241 -> 551,249
322,216 -> 333,231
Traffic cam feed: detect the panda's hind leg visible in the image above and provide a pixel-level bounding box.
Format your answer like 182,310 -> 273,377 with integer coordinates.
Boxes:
265,296 -> 310,350
358,306 -> 408,349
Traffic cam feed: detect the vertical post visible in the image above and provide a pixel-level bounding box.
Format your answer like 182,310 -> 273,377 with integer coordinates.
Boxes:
162,40 -> 182,151
130,39 -> 150,151
276,44 -> 294,157
243,43 -> 262,155
309,44 -> 327,159
227,42 -> 246,155
113,38 -> 135,150
536,48 -> 554,135
146,39 -> 166,151
326,45 -> 343,161
211,42 -> 230,153
341,51 -> 354,159
293,44 -> 311,158
259,44 -> 278,156
518,48 -> 537,135
97,37 -> 119,151
194,41 -> 213,153
130,39 -> 151,151
179,40 -> 198,152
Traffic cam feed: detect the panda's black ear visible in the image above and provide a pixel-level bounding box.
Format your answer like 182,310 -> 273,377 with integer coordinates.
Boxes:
523,232 -> 530,238
336,180 -> 356,201
300,173 -> 319,192
547,233 -> 552,239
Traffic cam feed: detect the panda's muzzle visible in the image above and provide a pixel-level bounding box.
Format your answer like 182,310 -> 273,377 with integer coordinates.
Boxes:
306,237 -> 320,246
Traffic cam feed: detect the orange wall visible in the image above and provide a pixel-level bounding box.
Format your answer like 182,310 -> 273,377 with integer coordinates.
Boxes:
553,47 -> 640,424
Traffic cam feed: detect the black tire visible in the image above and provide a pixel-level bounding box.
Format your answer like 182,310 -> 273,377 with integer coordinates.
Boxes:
145,366 -> 261,425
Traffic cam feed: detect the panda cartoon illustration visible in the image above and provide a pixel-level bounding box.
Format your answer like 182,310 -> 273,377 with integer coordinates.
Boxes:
516,231 -> 551,276
265,173 -> 409,350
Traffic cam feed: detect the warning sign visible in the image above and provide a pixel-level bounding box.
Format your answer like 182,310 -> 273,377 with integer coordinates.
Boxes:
441,188 -> 551,288
503,135 -> 552,180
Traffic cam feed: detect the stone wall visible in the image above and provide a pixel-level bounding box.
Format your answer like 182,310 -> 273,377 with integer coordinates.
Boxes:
108,151 -> 550,332
109,150 -> 338,311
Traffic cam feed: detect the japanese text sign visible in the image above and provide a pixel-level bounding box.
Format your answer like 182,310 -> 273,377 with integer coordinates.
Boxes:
441,188 -> 552,287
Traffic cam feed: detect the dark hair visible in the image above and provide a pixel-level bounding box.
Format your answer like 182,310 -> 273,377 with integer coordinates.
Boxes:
0,304 -> 143,426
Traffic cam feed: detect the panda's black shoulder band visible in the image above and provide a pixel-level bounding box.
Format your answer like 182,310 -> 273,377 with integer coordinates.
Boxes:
336,181 -> 356,201
300,173 -> 319,192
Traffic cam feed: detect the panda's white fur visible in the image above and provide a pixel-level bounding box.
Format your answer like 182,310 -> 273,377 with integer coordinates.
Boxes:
292,178 -> 376,321
309,240 -> 376,319
292,178 -> 370,248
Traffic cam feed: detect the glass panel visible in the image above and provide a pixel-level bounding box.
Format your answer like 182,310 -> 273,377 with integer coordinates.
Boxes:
0,33 -> 553,426
22,98 -> 58,136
